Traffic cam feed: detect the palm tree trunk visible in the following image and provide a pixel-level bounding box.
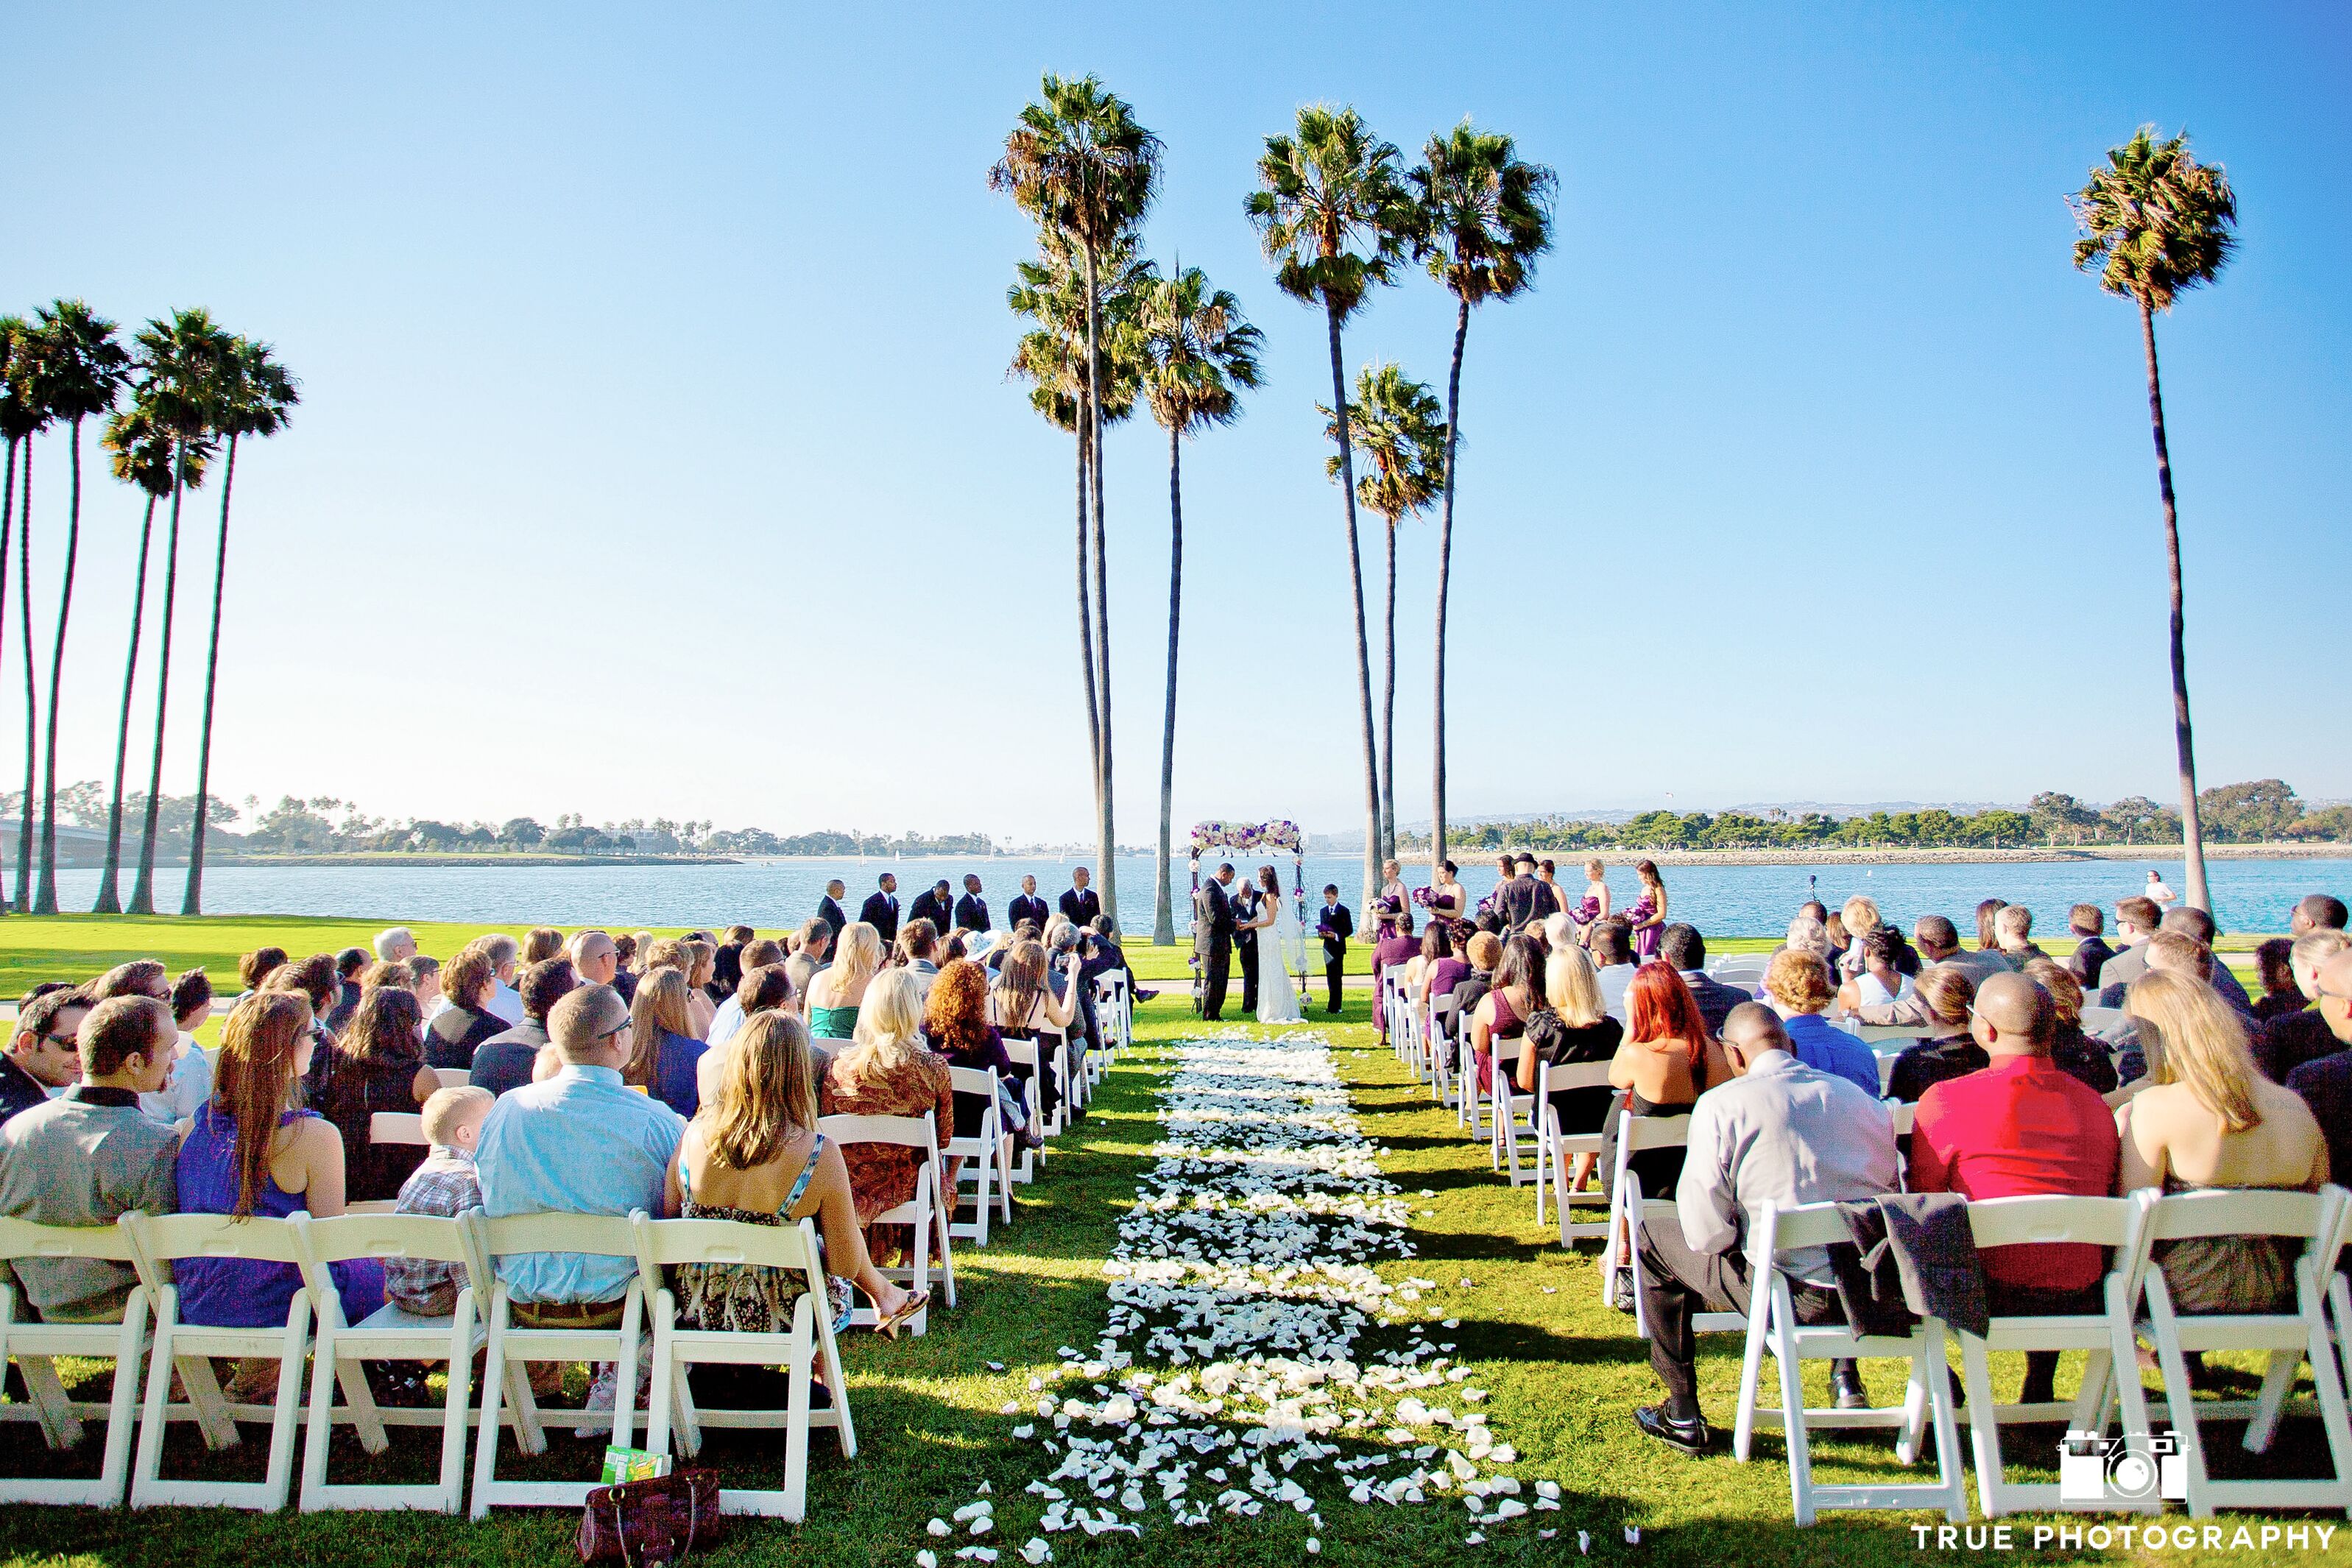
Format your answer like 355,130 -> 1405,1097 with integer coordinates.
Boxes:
1432,296 -> 1469,882
1326,308 -> 1382,917
15,440 -> 35,914
33,417 -> 88,913
1380,516 -> 1396,866
2141,303 -> 2207,911
1073,418 -> 1102,861
1081,241 -> 1117,924
125,446 -> 185,916
95,490 -> 156,914
1154,423 -> 1182,946
0,435 -> 15,915
183,432 -> 238,916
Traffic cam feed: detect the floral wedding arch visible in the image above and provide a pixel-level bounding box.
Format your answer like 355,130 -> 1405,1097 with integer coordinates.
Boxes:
1187,820 -> 1310,1004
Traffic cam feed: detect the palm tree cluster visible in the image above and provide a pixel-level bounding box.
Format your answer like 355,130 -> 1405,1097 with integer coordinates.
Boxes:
0,304 -> 296,917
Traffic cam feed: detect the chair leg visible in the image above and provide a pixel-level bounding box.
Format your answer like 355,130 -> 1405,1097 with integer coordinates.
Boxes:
470,1309 -> 507,1519
610,1292 -> 643,1452
2144,1273 -> 2214,1519
98,1293 -> 148,1505
1960,1333 -> 2009,1519
131,1311 -> 175,1508
2245,1349 -> 2300,1453
646,1313 -> 674,1461
300,1326 -> 337,1508
1732,1293 -> 1770,1462
261,1299 -> 309,1512
2297,1275 -> 2352,1510
1921,1321 -> 1968,1522
332,1335 -> 390,1455
177,1351 -> 240,1451
1771,1293 -> 1815,1527
19,1356 -> 84,1450
437,1312 -> 473,1514
783,1334 -> 813,1525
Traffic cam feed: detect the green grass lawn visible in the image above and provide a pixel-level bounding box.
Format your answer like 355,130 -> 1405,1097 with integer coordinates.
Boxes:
0,980 -> 2333,1567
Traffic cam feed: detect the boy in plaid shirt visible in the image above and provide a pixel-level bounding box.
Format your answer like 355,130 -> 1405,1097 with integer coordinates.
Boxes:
385,1086 -> 492,1316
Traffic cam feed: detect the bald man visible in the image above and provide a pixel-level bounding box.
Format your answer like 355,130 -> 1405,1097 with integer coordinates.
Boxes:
569,929 -> 636,1004
2286,950 -> 2352,1188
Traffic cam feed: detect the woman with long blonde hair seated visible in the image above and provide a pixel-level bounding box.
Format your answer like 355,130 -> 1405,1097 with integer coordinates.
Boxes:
819,969 -> 958,1266
805,921 -> 883,1042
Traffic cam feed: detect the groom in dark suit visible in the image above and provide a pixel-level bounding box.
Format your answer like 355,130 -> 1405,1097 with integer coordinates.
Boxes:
1193,864 -> 1237,1020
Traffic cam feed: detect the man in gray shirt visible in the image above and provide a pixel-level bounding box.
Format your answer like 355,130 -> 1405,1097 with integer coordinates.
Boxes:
0,996 -> 180,1321
1634,1003 -> 1899,1456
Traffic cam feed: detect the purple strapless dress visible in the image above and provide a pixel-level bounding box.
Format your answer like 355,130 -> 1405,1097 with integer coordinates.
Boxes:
1622,897 -> 1661,960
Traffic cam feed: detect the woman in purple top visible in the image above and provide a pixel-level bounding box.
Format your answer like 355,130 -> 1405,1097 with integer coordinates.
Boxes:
1373,911 -> 1422,1040
1421,924 -> 1470,1007
1620,859 -> 1669,963
176,993 -> 384,1342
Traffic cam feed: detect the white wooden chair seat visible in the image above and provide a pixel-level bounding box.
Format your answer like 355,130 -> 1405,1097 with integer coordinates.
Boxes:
816,1114 -> 956,1334
0,1215 -> 152,1505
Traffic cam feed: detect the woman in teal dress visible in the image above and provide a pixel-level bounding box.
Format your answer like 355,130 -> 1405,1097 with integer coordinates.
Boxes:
805,920 -> 883,1042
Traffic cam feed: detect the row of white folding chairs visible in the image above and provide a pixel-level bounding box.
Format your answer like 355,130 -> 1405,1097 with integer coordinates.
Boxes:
1092,971 -> 1132,1056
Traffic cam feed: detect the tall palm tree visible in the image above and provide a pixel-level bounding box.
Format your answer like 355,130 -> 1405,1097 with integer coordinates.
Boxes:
2070,127 -> 2237,914
1137,266 -> 1263,944
992,74 -> 1162,923
1246,105 -> 1416,911
1410,124 -> 1554,877
0,317 -> 34,914
96,401 -> 208,913
1321,364 -> 1447,860
125,308 -> 230,917
3,334 -> 58,914
184,336 -> 297,915
24,303 -> 130,912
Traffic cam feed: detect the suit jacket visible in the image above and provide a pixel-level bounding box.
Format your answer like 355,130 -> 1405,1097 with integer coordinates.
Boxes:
1059,887 -> 1103,928
953,893 -> 990,932
1497,875 -> 1542,931
1193,880 -> 1234,957
2066,936 -> 2116,989
860,890 -> 901,944
1007,894 -> 1050,932
815,895 -> 850,936
2289,1048 -> 2352,1205
2095,942 -> 2150,1000
1232,886 -> 1261,951
1528,880 -> 1561,924
907,890 -> 953,933
1678,970 -> 1749,1034
1318,902 -> 1355,964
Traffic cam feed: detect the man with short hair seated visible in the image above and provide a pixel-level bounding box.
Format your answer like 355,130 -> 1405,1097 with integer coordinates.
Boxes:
471,958 -> 580,1098
0,996 -> 179,1321
475,985 -> 684,1394
569,929 -> 635,1005
2293,894 -> 2348,938
2285,950 -> 2352,1190
1913,914 -> 2009,989
1660,924 -> 1746,1034
0,988 -> 88,1125
706,940 -> 786,1047
2153,905 -> 2254,1015
1760,950 -> 1881,1098
1908,973 -> 2118,1408
2259,930 -> 2352,1082
1591,920 -> 1638,1018
1633,1003 -> 1899,1454
1992,905 -> 2047,968
2094,896 -> 2164,997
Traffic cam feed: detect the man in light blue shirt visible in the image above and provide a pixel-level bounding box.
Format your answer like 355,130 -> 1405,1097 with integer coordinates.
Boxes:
1764,950 -> 1885,1099
476,983 -> 682,1317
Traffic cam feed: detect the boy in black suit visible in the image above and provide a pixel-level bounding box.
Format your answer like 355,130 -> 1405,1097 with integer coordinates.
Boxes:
1317,885 -> 1353,1014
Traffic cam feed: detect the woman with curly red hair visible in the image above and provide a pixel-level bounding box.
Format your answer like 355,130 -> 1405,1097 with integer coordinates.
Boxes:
923,958 -> 1042,1149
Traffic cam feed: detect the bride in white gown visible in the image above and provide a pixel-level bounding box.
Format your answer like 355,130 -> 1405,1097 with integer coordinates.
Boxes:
1252,864 -> 1305,1025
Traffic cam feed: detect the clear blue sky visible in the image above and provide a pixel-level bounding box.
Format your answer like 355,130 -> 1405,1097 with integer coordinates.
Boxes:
4,2 -> 2346,844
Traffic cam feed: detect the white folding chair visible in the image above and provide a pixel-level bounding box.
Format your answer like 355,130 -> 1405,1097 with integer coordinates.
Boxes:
1533,1063 -> 1616,1243
1488,1042 -> 1541,1184
1738,1199 -> 1970,1527
946,1066 -> 1013,1248
124,1212 -> 312,1511
1603,1113 -> 1693,1327
634,1212 -> 858,1521
1092,972 -> 1132,1054
295,1210 -> 492,1514
432,1067 -> 472,1092
1711,954 -> 1772,983
1033,1026 -> 1073,1135
816,1115 -> 955,1331
1426,995 -> 1458,1087
1954,1192 -> 2159,1518
2135,1184 -> 2352,1517
468,1210 -> 649,1516
1001,1039 -> 1046,1184
0,1216 -> 152,1505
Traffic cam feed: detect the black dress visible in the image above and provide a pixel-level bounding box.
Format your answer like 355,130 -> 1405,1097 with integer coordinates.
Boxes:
1525,1014 -> 1625,1137
1885,1034 -> 1990,1104
425,1004 -> 505,1069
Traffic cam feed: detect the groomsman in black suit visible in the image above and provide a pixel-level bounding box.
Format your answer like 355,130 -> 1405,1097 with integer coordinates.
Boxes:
1007,875 -> 1050,933
1233,876 -> 1262,1014
859,873 -> 900,944
1193,864 -> 1237,1019
815,879 -> 850,939
953,874 -> 991,933
1060,866 -> 1102,929
908,879 -> 955,935
1317,884 -> 1354,1015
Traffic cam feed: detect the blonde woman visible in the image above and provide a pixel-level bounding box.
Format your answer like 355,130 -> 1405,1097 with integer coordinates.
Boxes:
818,969 -> 958,1265
680,939 -> 719,1038
1837,896 -> 1882,979
806,922 -> 884,1042
520,927 -> 565,967
625,967 -> 707,1117
2119,970 -> 2326,1316
1569,858 -> 1611,943
1516,944 -> 1624,1190
664,1011 -> 927,1366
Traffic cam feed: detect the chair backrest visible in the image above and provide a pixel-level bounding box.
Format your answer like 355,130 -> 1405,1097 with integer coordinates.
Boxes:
126,1212 -> 309,1268
473,1209 -> 644,1268
817,1113 -> 938,1156
0,1215 -> 142,1271
1622,1114 -> 1693,1155
370,1112 -> 428,1146
1001,1038 -> 1041,1078
635,1212 -> 821,1274
1753,1198 -> 1860,1255
300,1210 -> 476,1270
433,1067 -> 471,1092
2077,1006 -> 2127,1036
1536,1061 -> 1616,1094
2141,1184 -> 2333,1246
1883,1099 -> 1915,1136
1962,1192 -> 2144,1251
948,1066 -> 998,1100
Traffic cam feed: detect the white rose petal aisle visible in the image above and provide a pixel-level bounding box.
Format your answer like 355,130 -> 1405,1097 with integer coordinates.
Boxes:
928,1025 -> 1566,1565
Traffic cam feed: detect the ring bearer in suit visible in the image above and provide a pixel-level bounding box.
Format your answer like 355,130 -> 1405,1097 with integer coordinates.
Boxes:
1317,885 -> 1354,1015
1194,865 -> 1237,1020
1008,876 -> 1050,933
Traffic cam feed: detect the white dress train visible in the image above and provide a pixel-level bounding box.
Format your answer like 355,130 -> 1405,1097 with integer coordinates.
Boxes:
1257,894 -> 1305,1025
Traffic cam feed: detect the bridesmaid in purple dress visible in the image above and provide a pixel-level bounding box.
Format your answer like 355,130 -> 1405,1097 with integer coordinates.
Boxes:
1569,858 -> 1611,944
1621,858 -> 1670,962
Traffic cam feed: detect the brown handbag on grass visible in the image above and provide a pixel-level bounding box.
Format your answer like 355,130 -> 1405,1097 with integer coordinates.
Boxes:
576,1468 -> 727,1566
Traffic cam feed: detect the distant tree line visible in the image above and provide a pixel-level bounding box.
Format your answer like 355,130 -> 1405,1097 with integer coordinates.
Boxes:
1399,780 -> 2350,855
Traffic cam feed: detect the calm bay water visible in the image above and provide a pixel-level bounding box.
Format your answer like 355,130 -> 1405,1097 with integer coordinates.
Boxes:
48,855 -> 2346,941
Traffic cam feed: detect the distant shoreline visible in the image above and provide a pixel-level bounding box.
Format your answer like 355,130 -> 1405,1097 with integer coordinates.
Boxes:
1430,844 -> 2352,869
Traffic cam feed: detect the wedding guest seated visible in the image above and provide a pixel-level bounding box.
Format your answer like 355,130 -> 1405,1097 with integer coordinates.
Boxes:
1469,936 -> 1546,1095
1661,925 -> 1746,1034
1909,914 -> 2007,988
1080,915 -> 1138,1009
1396,923 -> 1438,1004
2284,950 -> 2352,1198
989,942 -> 1078,1123
2253,939 -> 2304,1023
665,1011 -> 927,1394
806,923 -> 883,1044
1975,899 -> 2008,957
677,939 -> 719,1037
707,940 -> 744,1011
2119,970 -> 2327,1318
819,970 -> 958,1265
568,929 -> 636,1006
1516,944 -> 1622,1192
384,1086 -> 492,1318
1993,904 -> 2049,968
481,934 -> 523,1025
143,968 -> 216,1126
374,927 -> 419,966
784,922 -> 830,1008
1779,912 -> 1832,970
614,933 -> 640,977
2094,896 -> 2164,995
177,993 -> 382,1401
1631,1003 -> 1898,1453
2293,894 -> 2349,936
1603,964 -> 1728,1207
2158,905 -> 2255,1016
237,945 -> 288,997
87,960 -> 169,1006
1,988 -> 88,1124
1909,972 -> 2119,1406
1451,932 -> 1502,1018
624,967 -> 706,1117
1882,967 -> 1985,1103
1591,919 -> 1638,1017
314,986 -> 436,1202
520,928 -> 565,969
924,958 -> 1041,1149
425,944 -> 509,1069
897,919 -> 943,999
708,939 -> 787,1046
0,996 -> 177,1322
1835,897 -> 1884,980
476,983 -> 684,1423
2022,958 -> 2121,1095
1834,929 -> 1915,1020
2257,930 -> 2352,1081
2065,904 -> 2116,990
1760,950 -> 1880,1097
1419,922 -> 1469,1009
325,947 -> 369,1035
696,965 -> 802,1109
1371,910 -> 1419,1041
408,956 -> 442,1024
471,958 -> 578,1098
